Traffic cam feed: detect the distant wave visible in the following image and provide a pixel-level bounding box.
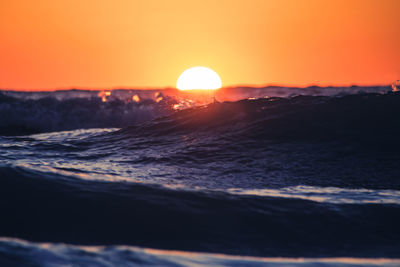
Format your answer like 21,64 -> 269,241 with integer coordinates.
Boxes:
117,92 -> 400,142
0,92 -> 176,135
0,85 -> 392,135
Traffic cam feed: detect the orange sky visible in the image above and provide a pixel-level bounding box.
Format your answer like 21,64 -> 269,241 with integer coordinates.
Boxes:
1,0 -> 399,90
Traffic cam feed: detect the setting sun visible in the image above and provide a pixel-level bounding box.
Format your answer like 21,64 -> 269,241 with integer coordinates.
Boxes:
1,1 -> 400,265
176,67 -> 222,90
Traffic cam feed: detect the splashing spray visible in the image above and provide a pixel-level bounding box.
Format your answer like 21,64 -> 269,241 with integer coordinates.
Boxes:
392,80 -> 399,92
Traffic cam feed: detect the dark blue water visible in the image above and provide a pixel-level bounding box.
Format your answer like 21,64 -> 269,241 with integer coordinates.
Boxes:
1,86 -> 400,266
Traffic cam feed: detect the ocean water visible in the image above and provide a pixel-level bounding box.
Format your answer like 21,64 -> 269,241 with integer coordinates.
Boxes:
1,86 -> 400,266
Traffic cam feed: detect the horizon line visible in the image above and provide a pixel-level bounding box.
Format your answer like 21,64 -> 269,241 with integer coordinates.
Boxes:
0,83 -> 393,92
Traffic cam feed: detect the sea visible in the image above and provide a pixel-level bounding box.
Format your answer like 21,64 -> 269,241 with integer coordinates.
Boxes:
1,85 -> 400,266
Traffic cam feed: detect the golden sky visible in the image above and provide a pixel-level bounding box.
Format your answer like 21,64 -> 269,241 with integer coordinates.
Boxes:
1,0 -> 399,90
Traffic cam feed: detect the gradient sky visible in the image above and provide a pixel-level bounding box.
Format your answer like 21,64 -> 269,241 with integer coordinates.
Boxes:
1,0 -> 399,90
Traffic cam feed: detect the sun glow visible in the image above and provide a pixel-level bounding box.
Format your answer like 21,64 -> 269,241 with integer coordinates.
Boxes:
177,67 -> 222,90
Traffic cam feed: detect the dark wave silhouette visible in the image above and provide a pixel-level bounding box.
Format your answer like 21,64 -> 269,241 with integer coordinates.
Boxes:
0,85 -> 391,135
0,92 -> 176,135
0,164 -> 399,258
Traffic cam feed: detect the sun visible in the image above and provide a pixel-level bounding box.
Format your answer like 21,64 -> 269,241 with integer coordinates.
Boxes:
177,66 -> 222,90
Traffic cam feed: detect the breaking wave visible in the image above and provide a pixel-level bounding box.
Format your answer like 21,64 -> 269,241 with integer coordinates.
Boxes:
0,85 -> 391,135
